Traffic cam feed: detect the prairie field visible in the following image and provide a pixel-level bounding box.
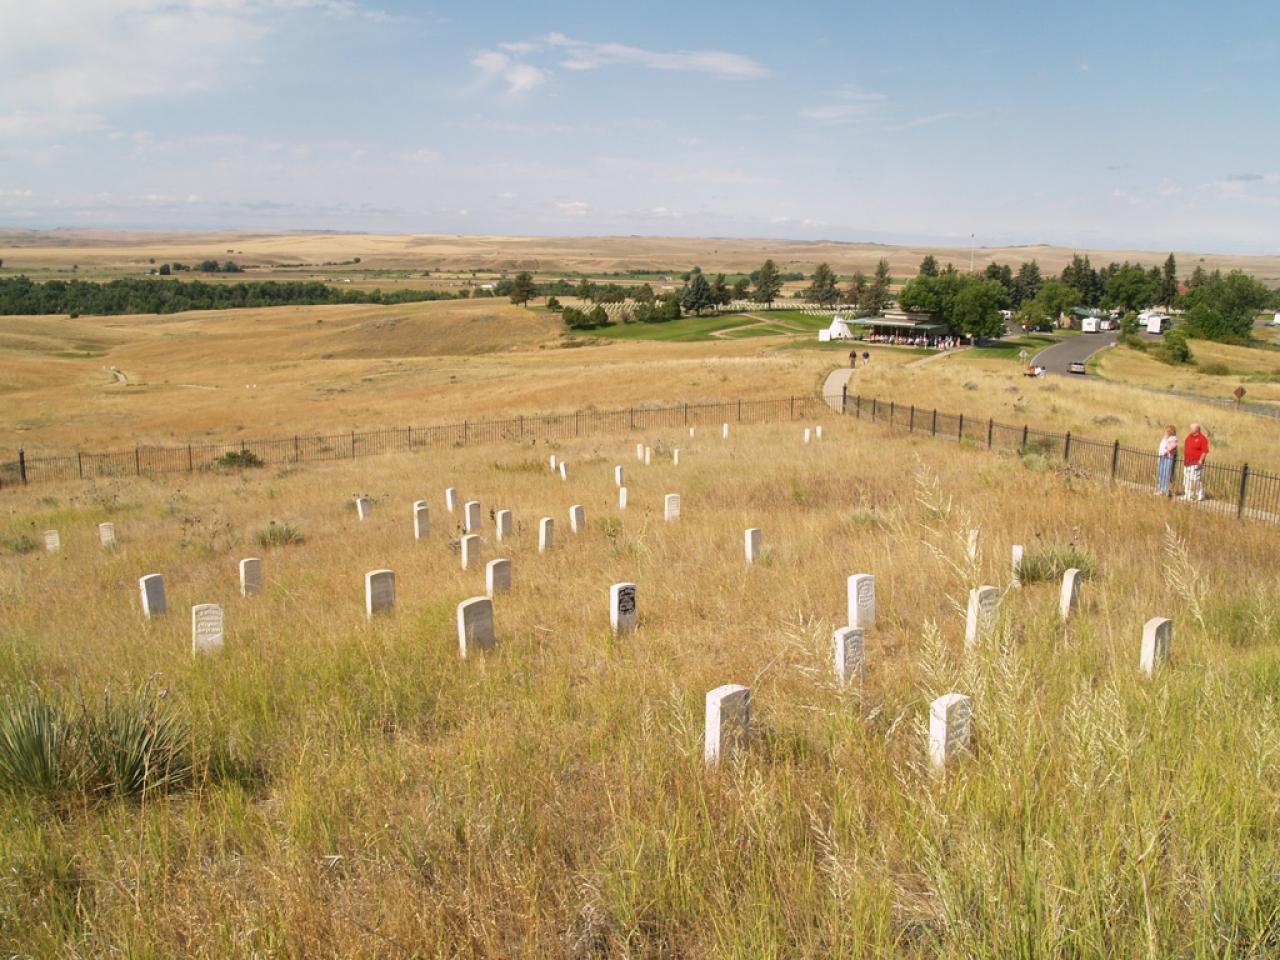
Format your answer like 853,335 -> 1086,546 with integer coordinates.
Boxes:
2,410 -> 1279,957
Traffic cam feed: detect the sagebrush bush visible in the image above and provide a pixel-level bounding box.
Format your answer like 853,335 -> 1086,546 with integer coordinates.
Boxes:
1018,543 -> 1097,583
216,449 -> 264,469
255,521 -> 305,548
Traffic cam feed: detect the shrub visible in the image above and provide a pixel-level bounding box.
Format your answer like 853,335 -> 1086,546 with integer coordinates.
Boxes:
1161,328 -> 1193,364
546,296 -> 561,310
255,521 -> 305,548
1,532 -> 40,555
1197,360 -> 1229,376
1019,544 -> 1096,584
216,449 -> 264,469
0,696 -> 71,795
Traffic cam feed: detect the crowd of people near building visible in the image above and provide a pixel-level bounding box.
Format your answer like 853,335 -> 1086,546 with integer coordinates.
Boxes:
862,332 -> 961,349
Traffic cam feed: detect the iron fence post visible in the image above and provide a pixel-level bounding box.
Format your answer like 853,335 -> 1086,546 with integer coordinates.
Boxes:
890,401 -> 895,426
910,405 -> 915,432
1063,431 -> 1072,462
932,410 -> 938,436
987,418 -> 993,448
18,448 -> 26,485
958,413 -> 964,440
189,444 -> 194,472
77,452 -> 83,480
294,436 -> 299,463
855,395 -> 862,418
1238,464 -> 1250,519
1110,440 -> 1120,482
135,447 -> 140,475
1021,424 -> 1029,451
841,384 -> 848,413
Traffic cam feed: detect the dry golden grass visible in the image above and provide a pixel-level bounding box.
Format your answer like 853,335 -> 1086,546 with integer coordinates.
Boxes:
1096,342 -> 1280,404
3,412 -> 1279,956
839,347 -> 1280,472
5,228 -> 1279,282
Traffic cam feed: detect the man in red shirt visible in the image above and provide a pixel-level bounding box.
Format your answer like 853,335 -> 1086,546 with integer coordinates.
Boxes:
1182,422 -> 1210,501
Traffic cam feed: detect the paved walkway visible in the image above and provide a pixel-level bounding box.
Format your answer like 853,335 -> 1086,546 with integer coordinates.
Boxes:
822,368 -> 853,411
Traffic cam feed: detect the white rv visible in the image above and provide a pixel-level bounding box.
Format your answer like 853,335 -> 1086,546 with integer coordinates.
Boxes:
1140,311 -> 1170,335
1081,317 -> 1100,334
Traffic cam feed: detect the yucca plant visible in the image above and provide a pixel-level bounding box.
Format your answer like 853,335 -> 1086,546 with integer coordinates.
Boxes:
83,691 -> 192,798
1019,543 -> 1097,584
255,520 -> 305,548
0,695 -> 71,795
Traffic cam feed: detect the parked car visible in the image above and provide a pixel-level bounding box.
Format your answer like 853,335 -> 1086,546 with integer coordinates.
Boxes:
1068,361 -> 1087,375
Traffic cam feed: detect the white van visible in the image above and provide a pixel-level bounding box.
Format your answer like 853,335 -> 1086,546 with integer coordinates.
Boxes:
1081,317 -> 1100,334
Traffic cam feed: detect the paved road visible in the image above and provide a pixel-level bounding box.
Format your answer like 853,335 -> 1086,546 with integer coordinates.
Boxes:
1031,330 -> 1119,375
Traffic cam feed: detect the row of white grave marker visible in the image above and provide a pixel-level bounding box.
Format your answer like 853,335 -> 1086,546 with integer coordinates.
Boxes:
42,523 -> 118,552
802,425 -> 824,445
138,558 -> 264,622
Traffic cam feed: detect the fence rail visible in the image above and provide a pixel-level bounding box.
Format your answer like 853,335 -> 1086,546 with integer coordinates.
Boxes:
837,389 -> 1280,525
0,394 -> 829,489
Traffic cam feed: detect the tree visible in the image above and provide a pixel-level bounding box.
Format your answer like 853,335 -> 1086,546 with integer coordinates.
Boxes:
546,296 -> 561,310
711,273 -> 731,307
1061,254 -> 1103,306
953,278 -> 1010,341
659,291 -> 682,321
731,277 -> 750,299
1162,327 -> 1193,363
636,283 -> 655,306
804,263 -> 840,306
753,259 -> 783,305
1010,260 -> 1042,308
1018,281 -> 1079,329
918,255 -> 939,277
1188,264 -> 1208,288
983,262 -> 1013,291
845,271 -> 867,308
509,271 -> 535,306
1181,269 -> 1270,340
562,307 -> 592,330
1104,264 -> 1159,314
575,278 -> 593,302
1158,255 -> 1178,307
158,263 -> 171,276
589,305 -> 609,327
861,258 -> 892,314
682,273 -> 715,315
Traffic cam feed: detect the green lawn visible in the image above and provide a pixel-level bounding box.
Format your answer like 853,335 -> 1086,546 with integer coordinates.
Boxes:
579,314 -> 758,342
969,334 -> 1060,361
720,324 -> 797,339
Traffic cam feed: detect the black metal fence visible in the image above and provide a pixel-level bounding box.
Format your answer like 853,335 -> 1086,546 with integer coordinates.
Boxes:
835,390 -> 1280,525
0,394 -> 827,490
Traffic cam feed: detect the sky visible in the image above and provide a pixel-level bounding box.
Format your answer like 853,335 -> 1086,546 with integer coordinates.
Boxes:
1,0 -> 1278,253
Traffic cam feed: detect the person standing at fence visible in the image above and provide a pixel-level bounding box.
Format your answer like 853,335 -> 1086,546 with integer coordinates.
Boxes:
1182,422 -> 1209,501
1156,425 -> 1178,497
849,348 -> 857,369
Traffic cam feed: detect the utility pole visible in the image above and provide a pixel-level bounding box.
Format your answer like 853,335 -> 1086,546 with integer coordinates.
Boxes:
969,232 -> 976,273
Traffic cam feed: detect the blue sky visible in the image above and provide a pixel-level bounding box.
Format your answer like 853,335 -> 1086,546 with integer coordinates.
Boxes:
2,0 -> 1278,252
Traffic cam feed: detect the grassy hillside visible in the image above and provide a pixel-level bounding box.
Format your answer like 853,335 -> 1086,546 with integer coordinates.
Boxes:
2,415 -> 1278,955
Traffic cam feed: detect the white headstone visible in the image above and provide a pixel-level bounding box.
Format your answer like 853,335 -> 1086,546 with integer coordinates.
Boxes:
1140,617 -> 1172,677
569,504 -> 585,534
803,428 -> 811,445
722,423 -> 729,439
444,487 -> 456,512
457,596 -> 495,657
644,447 -> 652,465
847,574 -> 876,629
355,496 -> 372,521
664,493 -> 681,522
191,603 -> 224,656
705,684 -> 750,764
672,449 -> 680,465
559,462 -> 569,481
635,443 -> 644,461
461,533 -> 481,570
538,517 -> 554,553
744,527 -> 761,565
833,626 -> 865,686
610,581 -> 637,634
464,500 -> 481,532
816,425 -> 823,440
486,558 -> 512,597
618,486 -> 628,510
239,557 -> 262,597
495,509 -> 513,541
43,530 -> 61,552
614,465 -> 625,487
964,585 -> 1000,645
928,693 -> 972,774
413,501 -> 429,541
1011,544 -> 1024,587
98,522 -> 116,548
688,426 -> 695,438
1059,568 -> 1081,620
365,569 -> 395,619
139,574 -> 166,619
549,454 -> 558,471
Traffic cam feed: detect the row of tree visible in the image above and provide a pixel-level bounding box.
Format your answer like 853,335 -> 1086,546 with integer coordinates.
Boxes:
0,277 -> 458,316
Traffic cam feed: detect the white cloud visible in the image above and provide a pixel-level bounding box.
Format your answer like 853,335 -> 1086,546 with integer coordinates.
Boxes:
798,86 -> 888,125
544,32 -> 769,79
0,1 -> 391,140
471,49 -> 547,95
556,200 -> 590,216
